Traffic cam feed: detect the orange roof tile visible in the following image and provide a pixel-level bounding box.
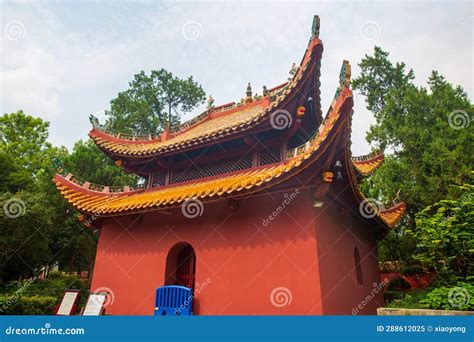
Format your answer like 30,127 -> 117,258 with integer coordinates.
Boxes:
55,49 -> 406,231
352,153 -> 385,176
55,82 -> 352,217
89,37 -> 323,157
378,202 -> 406,227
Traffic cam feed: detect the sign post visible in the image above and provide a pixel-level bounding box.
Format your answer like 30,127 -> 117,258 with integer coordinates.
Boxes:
82,292 -> 108,316
55,289 -> 80,316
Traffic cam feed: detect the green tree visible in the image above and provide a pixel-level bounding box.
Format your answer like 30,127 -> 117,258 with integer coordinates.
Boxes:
353,47 -> 473,274
0,191 -> 53,282
0,112 -> 104,282
411,182 -> 474,283
354,48 -> 473,212
64,140 -> 136,185
105,69 -> 205,134
0,152 -> 34,192
0,110 -> 52,176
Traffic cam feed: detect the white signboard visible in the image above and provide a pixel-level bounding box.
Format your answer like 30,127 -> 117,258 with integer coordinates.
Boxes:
56,291 -> 79,315
83,292 -> 107,316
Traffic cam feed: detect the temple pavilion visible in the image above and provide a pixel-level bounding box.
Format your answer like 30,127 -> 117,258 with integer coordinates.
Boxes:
54,15 -> 405,315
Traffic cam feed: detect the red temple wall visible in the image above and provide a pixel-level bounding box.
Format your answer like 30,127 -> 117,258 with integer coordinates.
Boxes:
314,202 -> 383,315
90,189 -> 324,315
90,188 -> 382,315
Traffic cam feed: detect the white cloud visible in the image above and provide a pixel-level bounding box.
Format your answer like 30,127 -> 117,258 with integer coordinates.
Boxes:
2,43 -> 63,118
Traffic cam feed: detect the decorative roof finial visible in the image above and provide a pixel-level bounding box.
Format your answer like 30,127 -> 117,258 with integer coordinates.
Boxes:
52,157 -> 63,171
89,114 -> 101,129
333,60 -> 351,100
262,85 -> 269,97
288,62 -> 297,81
246,83 -> 252,97
339,60 -> 351,88
207,95 -> 215,110
245,83 -> 253,103
311,15 -> 320,38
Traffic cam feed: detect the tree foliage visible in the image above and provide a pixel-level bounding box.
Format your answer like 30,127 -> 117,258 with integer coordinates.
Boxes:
354,47 -> 473,278
0,69 -> 205,283
0,111 -> 51,180
64,140 -> 136,186
355,47 -> 473,212
0,111 -> 127,282
105,69 -> 206,134
411,182 -> 474,282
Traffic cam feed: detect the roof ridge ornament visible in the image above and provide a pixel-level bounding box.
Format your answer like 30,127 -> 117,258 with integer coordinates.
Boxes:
288,62 -> 298,81
333,60 -> 351,100
89,114 -> 102,129
52,157 -> 62,170
311,15 -> 320,39
245,83 -> 253,103
339,60 -> 351,88
246,83 -> 252,97
207,95 -> 215,110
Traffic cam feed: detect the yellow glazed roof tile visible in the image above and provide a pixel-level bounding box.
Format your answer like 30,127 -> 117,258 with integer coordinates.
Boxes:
378,203 -> 406,227
53,86 -> 349,217
89,37 -> 323,157
352,153 -> 385,176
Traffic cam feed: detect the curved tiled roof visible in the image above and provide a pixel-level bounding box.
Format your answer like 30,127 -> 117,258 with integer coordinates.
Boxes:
344,117 -> 405,229
378,202 -> 406,227
54,81 -> 351,217
89,100 -> 268,156
352,153 -> 385,176
55,62 -> 406,229
54,14 -> 407,230
55,162 -> 299,216
89,26 -> 323,157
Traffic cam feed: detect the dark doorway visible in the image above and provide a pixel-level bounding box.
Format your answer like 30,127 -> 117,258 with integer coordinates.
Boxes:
165,242 -> 196,291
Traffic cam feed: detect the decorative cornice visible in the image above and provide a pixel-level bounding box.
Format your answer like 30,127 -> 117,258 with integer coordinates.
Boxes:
352,152 -> 385,176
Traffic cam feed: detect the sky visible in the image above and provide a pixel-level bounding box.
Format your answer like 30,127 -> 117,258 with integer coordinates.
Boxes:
1,0 -> 473,155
